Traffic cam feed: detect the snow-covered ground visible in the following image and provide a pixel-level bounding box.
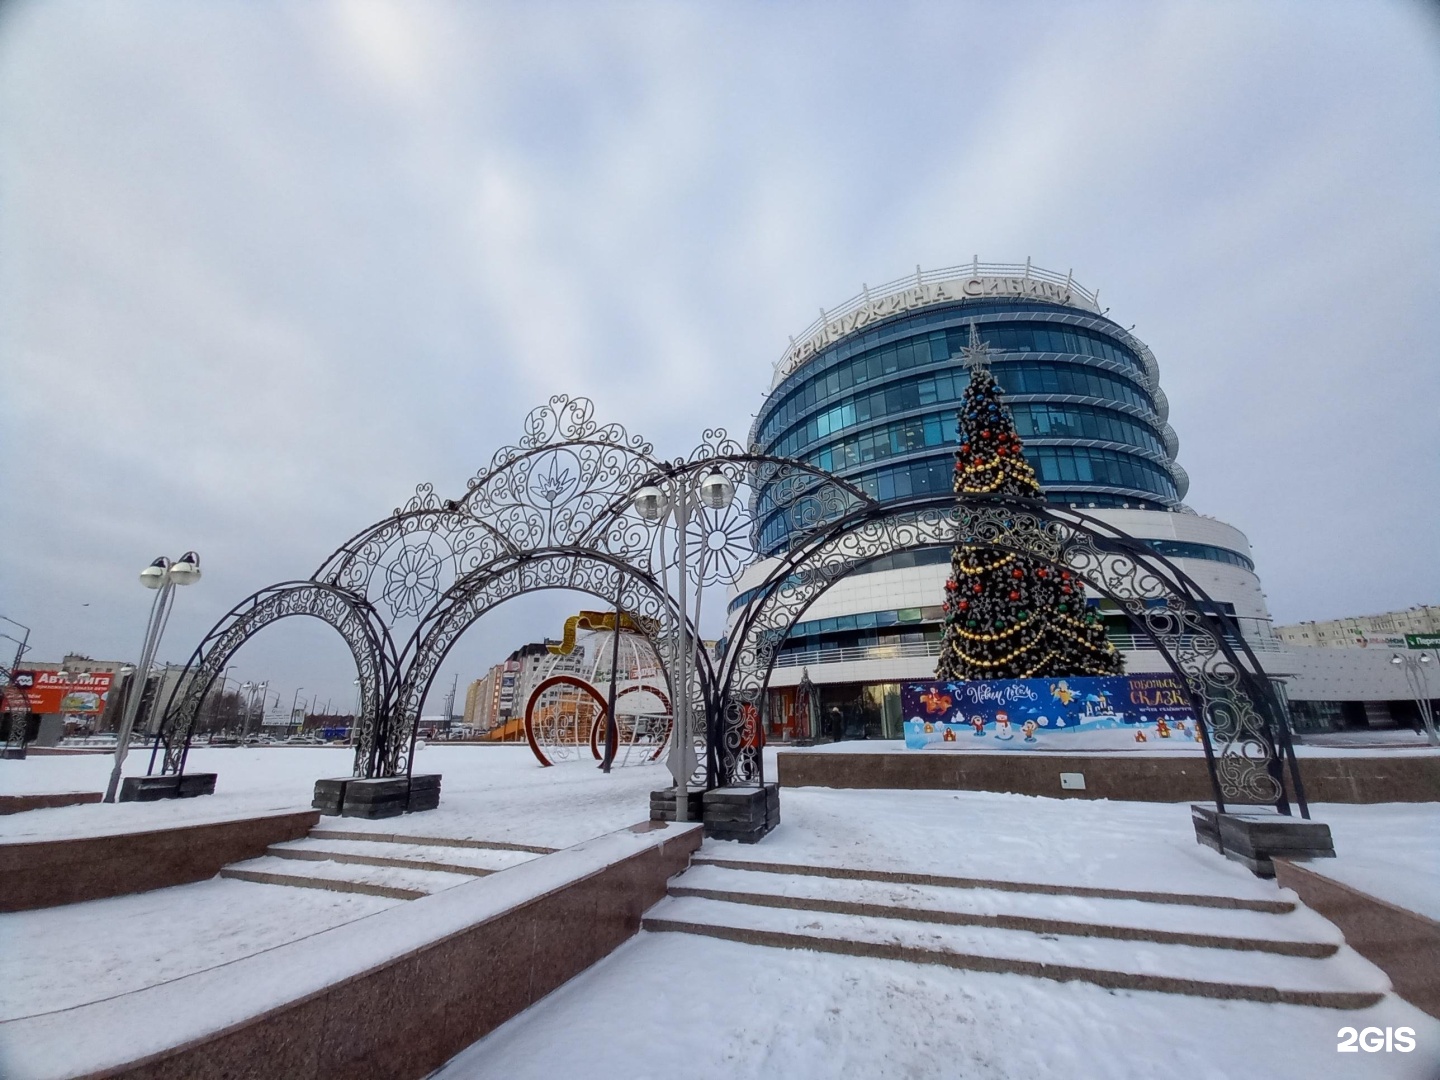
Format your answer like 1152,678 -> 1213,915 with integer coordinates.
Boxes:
1,878 -> 399,1020
0,745 -> 670,846
432,931 -> 1439,1080
3,745 -> 1435,913
1312,803 -> 1440,922
2,745 -> 1437,1078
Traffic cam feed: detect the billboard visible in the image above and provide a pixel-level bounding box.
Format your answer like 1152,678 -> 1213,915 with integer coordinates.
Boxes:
902,674 -> 1201,752
14,670 -> 116,715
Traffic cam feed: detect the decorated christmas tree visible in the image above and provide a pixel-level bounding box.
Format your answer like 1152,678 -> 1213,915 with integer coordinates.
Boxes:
935,324 -> 1123,681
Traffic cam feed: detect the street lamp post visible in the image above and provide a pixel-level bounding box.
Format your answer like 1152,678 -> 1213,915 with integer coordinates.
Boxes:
632,466 -> 735,822
104,552 -> 201,803
1391,651 -> 1438,747
0,616 -> 30,671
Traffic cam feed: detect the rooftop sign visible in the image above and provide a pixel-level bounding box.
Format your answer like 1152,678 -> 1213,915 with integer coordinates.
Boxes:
773,261 -> 1100,388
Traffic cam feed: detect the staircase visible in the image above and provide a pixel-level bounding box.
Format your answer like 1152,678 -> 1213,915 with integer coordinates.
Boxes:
643,856 -> 1389,1009
220,827 -> 557,901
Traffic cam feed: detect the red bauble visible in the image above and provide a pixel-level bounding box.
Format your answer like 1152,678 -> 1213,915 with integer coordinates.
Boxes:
1036,567 -> 1048,578
958,600 -> 969,610
1008,590 -> 1019,601
1011,568 -> 1023,579
972,583 -> 982,594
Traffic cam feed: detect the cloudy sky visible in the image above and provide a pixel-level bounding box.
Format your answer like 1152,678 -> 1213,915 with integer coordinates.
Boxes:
1,0 -> 1437,713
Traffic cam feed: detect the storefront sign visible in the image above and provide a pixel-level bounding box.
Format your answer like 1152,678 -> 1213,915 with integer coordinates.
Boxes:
901,674 -> 1199,751
14,670 -> 115,715
1404,633 -> 1440,650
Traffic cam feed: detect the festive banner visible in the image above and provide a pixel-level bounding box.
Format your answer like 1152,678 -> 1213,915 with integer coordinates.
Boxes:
902,674 -> 1201,751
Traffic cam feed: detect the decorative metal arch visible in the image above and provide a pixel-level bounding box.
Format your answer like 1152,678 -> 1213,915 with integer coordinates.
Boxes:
151,394 -> 1296,822
716,492 -> 1305,816
153,395 -> 869,787
386,550 -> 693,777
152,582 -> 399,777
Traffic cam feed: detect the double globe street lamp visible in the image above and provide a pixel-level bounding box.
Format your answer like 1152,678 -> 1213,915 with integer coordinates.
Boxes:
104,552 -> 202,803
1390,651 -> 1438,747
632,467 -> 735,821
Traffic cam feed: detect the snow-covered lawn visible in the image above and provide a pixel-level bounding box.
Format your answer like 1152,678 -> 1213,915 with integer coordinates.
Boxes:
0,745 -> 670,846
432,931 -> 1440,1080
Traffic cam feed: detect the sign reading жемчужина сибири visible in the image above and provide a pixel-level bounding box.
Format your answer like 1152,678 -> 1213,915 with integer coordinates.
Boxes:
902,674 -> 1201,752
778,273 -> 1093,377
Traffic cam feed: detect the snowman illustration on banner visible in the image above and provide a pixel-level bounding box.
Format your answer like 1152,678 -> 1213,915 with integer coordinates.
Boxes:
995,710 -> 1014,741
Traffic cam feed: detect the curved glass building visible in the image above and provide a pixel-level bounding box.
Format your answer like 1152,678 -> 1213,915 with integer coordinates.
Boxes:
731,261 -> 1278,741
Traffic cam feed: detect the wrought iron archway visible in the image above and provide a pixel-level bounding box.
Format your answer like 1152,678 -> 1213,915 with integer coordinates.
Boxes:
151,396 -> 867,787
714,491 -> 1305,816
151,395 -> 1303,820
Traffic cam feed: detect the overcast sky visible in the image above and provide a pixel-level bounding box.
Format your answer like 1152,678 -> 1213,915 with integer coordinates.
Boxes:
2,0 -> 1437,713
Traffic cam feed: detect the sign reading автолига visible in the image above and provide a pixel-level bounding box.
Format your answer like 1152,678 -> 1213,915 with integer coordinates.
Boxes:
901,675 -> 1201,751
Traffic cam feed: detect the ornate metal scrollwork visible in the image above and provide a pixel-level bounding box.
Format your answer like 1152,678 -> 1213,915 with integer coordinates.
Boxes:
153,583 -> 396,777
154,396 -> 1297,820
718,492 -> 1301,815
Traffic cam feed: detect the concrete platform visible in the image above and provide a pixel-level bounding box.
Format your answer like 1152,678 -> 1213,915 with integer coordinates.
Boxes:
776,745 -> 1440,803
0,809 -> 320,911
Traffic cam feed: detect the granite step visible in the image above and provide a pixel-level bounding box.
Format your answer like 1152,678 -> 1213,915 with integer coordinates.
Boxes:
668,864 -> 1340,957
307,828 -> 556,855
690,856 -> 1294,913
266,836 -> 540,877
220,854 -> 475,901
642,894 -> 1387,1009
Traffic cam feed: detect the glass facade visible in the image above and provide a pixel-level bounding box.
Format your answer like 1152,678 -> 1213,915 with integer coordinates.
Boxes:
753,298 -> 1185,556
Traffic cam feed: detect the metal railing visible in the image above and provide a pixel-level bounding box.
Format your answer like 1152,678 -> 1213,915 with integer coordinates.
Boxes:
774,641 -> 941,668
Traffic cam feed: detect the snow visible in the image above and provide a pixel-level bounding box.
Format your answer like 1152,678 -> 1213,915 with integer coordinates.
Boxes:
269,836 -> 542,873
431,931 -> 1440,1080
0,823 -> 701,1080
671,862 -> 1344,947
224,853 -> 478,894
1304,803 -> 1440,922
646,893 -> 1385,995
0,745 -> 670,845
2,745 -> 1437,1078
0,877 -> 399,1021
730,786 -> 1281,899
